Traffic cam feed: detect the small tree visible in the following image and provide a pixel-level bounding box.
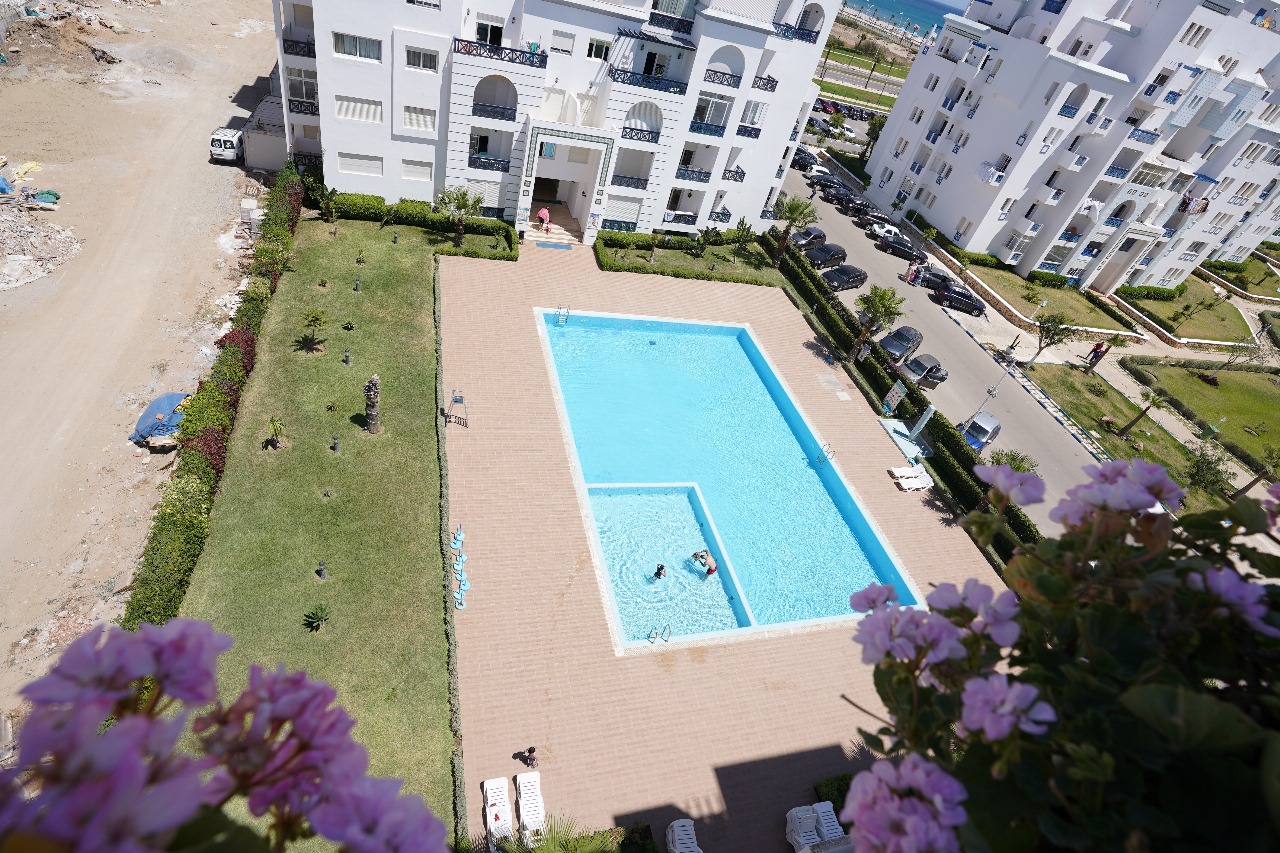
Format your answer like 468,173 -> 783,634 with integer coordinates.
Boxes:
302,174 -> 339,223
1171,290 -> 1231,332
299,308 -> 328,353
988,448 -> 1038,474
693,226 -> 720,259
921,227 -> 939,246
772,196 -> 820,266
829,112 -> 846,133
854,285 -> 906,346
1083,332 -> 1131,375
364,374 -> 383,435
267,416 -> 284,450
433,187 -> 484,247
732,217 -> 755,263
1026,311 -> 1078,366
1182,440 -> 1233,496
864,113 -> 886,156
1207,334 -> 1272,379
1231,444 -> 1280,499
1116,387 -> 1168,439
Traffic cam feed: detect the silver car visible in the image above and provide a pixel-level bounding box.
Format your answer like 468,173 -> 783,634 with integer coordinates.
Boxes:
898,354 -> 949,388
961,411 -> 1002,451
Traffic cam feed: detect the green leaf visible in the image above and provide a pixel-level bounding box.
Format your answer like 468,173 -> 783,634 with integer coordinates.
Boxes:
1120,685 -> 1264,751
166,807 -> 272,853
1240,546 -> 1280,579
1227,498 -> 1271,534
1035,812 -> 1092,849
1262,733 -> 1280,836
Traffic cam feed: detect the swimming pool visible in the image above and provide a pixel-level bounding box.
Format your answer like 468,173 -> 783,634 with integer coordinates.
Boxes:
541,312 -> 916,645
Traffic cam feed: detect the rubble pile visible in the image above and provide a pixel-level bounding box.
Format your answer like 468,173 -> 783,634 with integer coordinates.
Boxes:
1,204 -> 82,291
20,0 -> 130,32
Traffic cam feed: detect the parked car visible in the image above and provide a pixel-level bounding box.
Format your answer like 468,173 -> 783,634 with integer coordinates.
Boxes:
821,100 -> 838,114
835,102 -> 859,117
868,222 -> 903,241
789,226 -> 826,250
804,164 -> 834,180
912,268 -> 953,290
821,186 -> 859,204
843,198 -> 876,215
209,127 -> 244,164
792,156 -> 818,172
878,325 -> 924,364
804,243 -> 848,269
857,209 -> 894,228
821,264 -> 868,291
810,175 -> 847,191
897,354 -> 950,388
932,281 -> 987,317
814,98 -> 831,112
878,236 -> 928,264
961,411 -> 1002,451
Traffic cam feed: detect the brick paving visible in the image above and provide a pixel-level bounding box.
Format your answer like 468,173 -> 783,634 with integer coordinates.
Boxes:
438,243 -> 1003,850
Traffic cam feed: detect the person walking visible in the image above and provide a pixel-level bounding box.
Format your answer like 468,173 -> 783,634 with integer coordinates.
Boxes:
1087,341 -> 1106,366
809,184 -> 818,199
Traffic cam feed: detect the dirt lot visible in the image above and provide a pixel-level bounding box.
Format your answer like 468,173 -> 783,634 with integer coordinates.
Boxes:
0,0 -> 274,723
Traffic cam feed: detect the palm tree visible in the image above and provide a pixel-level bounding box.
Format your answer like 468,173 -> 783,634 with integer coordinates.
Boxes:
854,284 -> 906,345
267,417 -> 284,450
1116,388 -> 1168,439
772,196 -> 820,266
1082,332 -> 1130,376
364,374 -> 383,435
433,187 -> 484,246
1231,444 -> 1280,499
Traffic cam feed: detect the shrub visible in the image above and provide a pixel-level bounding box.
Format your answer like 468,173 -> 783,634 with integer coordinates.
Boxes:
208,345 -> 246,390
177,380 -> 234,441
1116,282 -> 1188,302
1082,290 -> 1137,331
1026,270 -> 1069,287
1202,260 -> 1247,275
176,446 -> 217,493
815,772 -> 854,806
180,427 -> 228,477
233,279 -> 273,331
905,212 -> 1006,269
215,328 -> 257,375
824,148 -> 871,184
120,476 -> 212,630
592,240 -> 776,285
333,192 -> 389,222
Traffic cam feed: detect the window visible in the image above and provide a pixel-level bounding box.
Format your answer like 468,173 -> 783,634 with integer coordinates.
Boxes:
404,105 -> 436,131
302,125 -> 321,140
693,92 -> 733,126
335,95 -> 383,122
567,147 -> 590,163
1188,241 -> 1207,253
1131,164 -> 1171,187
538,141 -> 556,158
337,152 -> 383,176
476,19 -> 503,45
741,100 -> 767,126
471,133 -> 491,154
550,30 -> 574,55
587,38 -> 611,60
1044,82 -> 1060,105
995,153 -> 1012,171
333,32 -> 382,61
1025,203 -> 1038,219
402,159 -> 433,181
1119,237 -> 1138,252
406,47 -> 438,71
1125,107 -> 1149,126
291,3 -> 313,31
286,66 -> 317,102
1203,142 -> 1220,159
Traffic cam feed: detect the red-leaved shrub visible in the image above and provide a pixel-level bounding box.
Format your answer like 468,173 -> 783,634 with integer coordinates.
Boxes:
179,427 -> 228,476
215,327 -> 257,375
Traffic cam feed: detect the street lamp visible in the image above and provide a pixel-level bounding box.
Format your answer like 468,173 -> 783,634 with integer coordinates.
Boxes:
960,370 -> 1010,433
1029,298 -> 1049,321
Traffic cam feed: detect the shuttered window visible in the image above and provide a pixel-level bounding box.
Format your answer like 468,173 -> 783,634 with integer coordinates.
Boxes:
337,153 -> 383,176
335,95 -> 383,123
406,47 -> 438,71
404,106 -> 436,131
551,30 -> 574,54
604,195 -> 642,222
465,179 -> 502,205
403,160 -> 433,181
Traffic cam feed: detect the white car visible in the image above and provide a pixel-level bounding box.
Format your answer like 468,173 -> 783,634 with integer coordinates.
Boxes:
209,127 -> 244,164
804,164 -> 833,181
869,222 -> 902,242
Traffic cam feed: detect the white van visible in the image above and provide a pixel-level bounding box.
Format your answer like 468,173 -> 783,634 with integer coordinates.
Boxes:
209,128 -> 244,164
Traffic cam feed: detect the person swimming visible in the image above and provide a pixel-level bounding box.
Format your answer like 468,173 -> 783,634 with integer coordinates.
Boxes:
654,563 -> 666,579
693,550 -> 718,579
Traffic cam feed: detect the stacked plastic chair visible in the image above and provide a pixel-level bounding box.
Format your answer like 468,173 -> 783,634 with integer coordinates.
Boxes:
451,524 -> 469,610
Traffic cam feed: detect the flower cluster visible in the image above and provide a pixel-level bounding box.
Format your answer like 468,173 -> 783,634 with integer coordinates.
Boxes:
839,754 -> 968,853
1,619 -> 446,853
1187,567 -> 1280,638
1265,482 -> 1280,528
974,464 -> 1046,507
925,579 -> 1021,648
958,673 -> 1056,741
1049,459 -> 1184,527
851,585 -> 965,680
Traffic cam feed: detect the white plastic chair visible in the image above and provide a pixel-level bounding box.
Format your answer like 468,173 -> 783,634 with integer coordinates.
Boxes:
515,771 -> 545,846
786,806 -> 822,851
665,818 -> 703,853
888,463 -> 925,480
813,800 -> 845,841
481,777 -> 514,846
895,473 -> 935,492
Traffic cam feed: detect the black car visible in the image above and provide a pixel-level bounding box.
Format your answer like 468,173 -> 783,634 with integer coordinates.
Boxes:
879,236 -> 927,264
821,186 -> 859,204
821,264 -> 868,291
878,325 -> 924,364
792,153 -> 818,169
804,243 -> 848,269
843,198 -> 876,215
856,210 -> 894,228
809,174 -> 846,190
835,102 -> 858,117
913,269 -> 954,291
933,281 -> 987,317
789,226 -> 826,250
810,118 -> 831,135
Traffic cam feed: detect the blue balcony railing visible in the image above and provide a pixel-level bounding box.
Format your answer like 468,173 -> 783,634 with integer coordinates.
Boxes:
1059,231 -> 1083,243
1164,91 -> 1181,104
1028,222 -> 1042,233
1058,104 -> 1079,118
1100,117 -> 1113,129
795,27 -> 820,43
1072,155 -> 1088,167
776,166 -> 784,178
737,124 -> 762,138
674,166 -> 711,183
601,219 -> 638,232
909,161 -> 923,174
283,38 -> 316,58
610,174 -> 649,190
468,155 -> 510,171
708,208 -> 732,223
669,212 -> 698,225
1144,83 -> 1159,97
893,151 -> 902,159
689,120 -> 726,137
760,208 -> 778,220
621,127 -> 661,144
1103,216 -> 1125,228
752,75 -> 778,91
1104,165 -> 1130,179
925,131 -> 941,143
648,11 -> 693,33
1085,111 -> 1098,124
704,68 -> 742,87
723,167 -> 745,182
1042,0 -> 1066,11
1037,262 -> 1061,272
292,152 -> 323,168
773,21 -> 796,38
942,98 -> 958,111
1261,191 -> 1271,200
453,38 -> 548,68
1050,188 -> 1065,200
1163,227 -> 1176,237
1082,247 -> 1100,257
480,206 -> 506,219
1128,128 -> 1160,144
288,98 -> 319,116
967,107 -> 978,119
953,144 -> 962,154
472,102 -> 517,121
789,129 -> 798,141
609,64 -> 687,95
1139,256 -> 1152,265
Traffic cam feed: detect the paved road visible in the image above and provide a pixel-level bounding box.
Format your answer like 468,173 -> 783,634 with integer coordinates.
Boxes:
782,169 -> 1099,531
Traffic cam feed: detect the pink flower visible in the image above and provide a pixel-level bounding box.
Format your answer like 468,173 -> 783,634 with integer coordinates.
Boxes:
851,583 -> 899,613
21,623 -> 155,710
957,673 -> 1057,740
853,599 -> 966,685
1193,567 -> 1280,638
139,619 -> 232,706
1049,460 -> 1183,527
839,753 -> 968,852
310,776 -> 448,853
1265,483 -> 1280,526
927,579 -> 1021,648
974,464 -> 1046,506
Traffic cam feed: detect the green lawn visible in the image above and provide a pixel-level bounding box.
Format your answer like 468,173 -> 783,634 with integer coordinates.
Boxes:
1128,275 -> 1252,341
975,268 -> 1129,332
183,220 -> 456,830
1142,363 -> 1280,462
1026,364 -> 1221,513
815,79 -> 897,109
822,47 -> 910,78
609,242 -> 790,287
1236,256 -> 1280,297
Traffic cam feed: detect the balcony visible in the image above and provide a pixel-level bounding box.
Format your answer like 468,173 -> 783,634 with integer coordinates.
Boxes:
283,38 -> 316,58
1037,262 -> 1061,272
609,64 -> 687,95
1104,165 -> 1130,179
925,131 -> 941,144
1066,154 -> 1088,170
601,219 -> 638,232
1140,256 -> 1152,265
479,206 -> 505,219
1128,128 -> 1160,144
288,98 -> 319,116
789,129 -> 798,141
1100,117 -> 1113,129
910,161 -> 924,174
967,106 -> 978,119
1103,216 -> 1125,228
668,212 -> 698,225
723,166 -> 746,182
760,208 -> 778,220
1261,191 -> 1271,200
737,124 -> 762,138
1059,231 -> 1083,243
893,151 -> 902,159
453,38 -> 548,68
1081,247 -> 1100,257
1058,104 -> 1079,118
1143,83 -> 1159,97
1042,0 -> 1066,11
468,154 -> 510,172
752,75 -> 778,91
1163,227 -> 1176,237
689,120 -> 726,137
704,69 -> 742,88
1179,251 -> 1198,260
1164,91 -> 1181,104
776,165 -> 785,178
773,21 -> 795,38
952,144 -> 962,154
611,174 -> 649,190
648,11 -> 694,33
473,102 -> 517,121
1045,188 -> 1065,204
1086,111 -> 1098,124
675,166 -> 712,183
708,208 -> 732,223
621,127 -> 661,144
984,171 -> 1006,187
292,152 -> 323,168
1027,222 -> 1042,233
942,98 -> 958,111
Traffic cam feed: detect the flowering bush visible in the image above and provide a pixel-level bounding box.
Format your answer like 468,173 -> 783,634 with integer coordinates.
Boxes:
0,620 -> 446,853
843,460 -> 1280,851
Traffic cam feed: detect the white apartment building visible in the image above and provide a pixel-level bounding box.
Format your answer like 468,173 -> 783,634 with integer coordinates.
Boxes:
270,0 -> 836,245
865,0 -> 1280,293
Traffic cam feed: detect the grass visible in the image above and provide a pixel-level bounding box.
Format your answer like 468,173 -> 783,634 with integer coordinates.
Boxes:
1127,275 -> 1253,341
610,242 -> 790,287
974,268 -> 1129,332
1026,364 -> 1221,513
822,46 -> 910,78
1235,256 -> 1280,297
182,219 -> 455,831
1141,363 -> 1280,462
815,79 -> 897,109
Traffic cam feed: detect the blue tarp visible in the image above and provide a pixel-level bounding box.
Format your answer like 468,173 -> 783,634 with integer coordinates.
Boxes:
0,176 -> 12,195
129,392 -> 190,445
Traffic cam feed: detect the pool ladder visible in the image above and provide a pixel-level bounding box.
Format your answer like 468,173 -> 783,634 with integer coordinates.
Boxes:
813,443 -> 833,466
554,305 -> 570,325
648,624 -> 671,644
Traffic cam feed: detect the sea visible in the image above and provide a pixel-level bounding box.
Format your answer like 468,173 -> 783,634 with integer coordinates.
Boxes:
843,0 -> 967,38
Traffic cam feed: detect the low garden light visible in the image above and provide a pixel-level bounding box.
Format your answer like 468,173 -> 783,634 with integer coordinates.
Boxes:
344,349 -> 351,366
332,435 -> 340,453
354,278 -> 361,293
392,231 -> 399,244
316,561 -> 328,580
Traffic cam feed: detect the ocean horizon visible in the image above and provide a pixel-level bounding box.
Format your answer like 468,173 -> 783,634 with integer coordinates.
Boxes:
843,0 -> 967,38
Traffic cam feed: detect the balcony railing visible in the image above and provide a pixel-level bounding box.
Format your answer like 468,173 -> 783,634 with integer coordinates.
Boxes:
1058,104 -> 1079,118
689,120 -> 726,137
610,174 -> 649,190
1143,83 -> 1159,97
752,75 -> 778,91
773,21 -> 795,38
1163,227 -> 1176,237
1103,216 -> 1125,227
668,212 -> 698,225
910,161 -> 924,174
288,98 -> 320,116
1050,188 -> 1065,200
1059,231 -> 1083,243
737,124 -> 762,138
952,144 -> 962,154
675,166 -> 712,183
1128,128 -> 1160,144
1260,191 -> 1271,200
1104,165 -> 1130,179
776,166 -> 785,178
609,64 -> 686,94
1140,256 -> 1152,265
704,69 -> 742,87
601,219 -> 638,232
708,208 -> 732,223
1086,111 -> 1098,124
1081,247 -> 1100,257
468,154 -> 510,171
479,206 -> 505,219
723,167 -> 745,182
473,102 -> 517,121
1037,262 -> 1061,272
942,98 -> 958,111
925,131 -> 941,144
648,11 -> 694,33
789,129 -> 798,141
292,152 -> 323,168
453,38 -> 548,68
621,127 -> 661,144
1042,0 -> 1066,12
1100,117 -> 1113,129
1069,154 -> 1088,168
893,151 -> 902,159
1164,91 -> 1181,104
1028,222 -> 1042,233
760,208 -> 778,220
795,27 -> 820,43
283,38 -> 316,58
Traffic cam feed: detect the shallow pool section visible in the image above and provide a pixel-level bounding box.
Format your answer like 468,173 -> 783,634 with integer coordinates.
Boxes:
543,313 -> 914,644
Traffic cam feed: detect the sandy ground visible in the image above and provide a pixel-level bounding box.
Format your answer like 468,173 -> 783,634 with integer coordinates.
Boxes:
0,0 -> 273,723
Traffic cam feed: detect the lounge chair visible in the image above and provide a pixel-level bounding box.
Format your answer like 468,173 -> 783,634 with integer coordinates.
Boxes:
895,473 -> 935,492
515,771 -> 545,846
813,801 -> 844,841
481,777 -> 514,848
665,818 -> 704,853
786,805 -> 822,851
888,462 -> 925,480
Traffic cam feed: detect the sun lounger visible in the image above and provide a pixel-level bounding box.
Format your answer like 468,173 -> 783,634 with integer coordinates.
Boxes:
786,806 -> 822,851
888,462 -> 925,480
813,801 -> 844,841
516,771 -> 545,846
895,473 -> 935,492
481,777 -> 514,848
665,818 -> 704,853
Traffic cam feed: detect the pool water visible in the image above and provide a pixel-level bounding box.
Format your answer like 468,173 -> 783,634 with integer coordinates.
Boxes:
543,313 -> 914,644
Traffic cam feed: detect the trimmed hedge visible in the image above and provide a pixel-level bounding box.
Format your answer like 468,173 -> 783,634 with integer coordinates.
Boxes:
1117,297 -> 1178,336
232,280 -> 272,333
592,239 -> 778,286
333,192 -> 390,222
1264,311 -> 1280,349
824,147 -> 871,185
1202,260 -> 1248,275
1082,290 -> 1138,331
905,211 -> 1007,269
1116,282 -> 1188,302
121,477 -> 213,630
1026,270 -> 1069,287
816,773 -> 854,807
330,192 -> 518,258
